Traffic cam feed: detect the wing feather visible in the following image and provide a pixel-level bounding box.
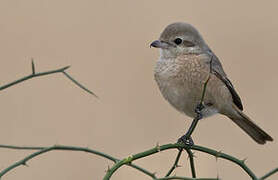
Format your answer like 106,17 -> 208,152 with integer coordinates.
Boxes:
208,51 -> 243,110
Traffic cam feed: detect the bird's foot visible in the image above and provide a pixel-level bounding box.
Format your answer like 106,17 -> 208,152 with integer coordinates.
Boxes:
177,103 -> 204,147
195,103 -> 205,115
178,134 -> 194,146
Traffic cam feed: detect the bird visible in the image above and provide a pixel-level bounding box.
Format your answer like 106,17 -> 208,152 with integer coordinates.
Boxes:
150,22 -> 273,145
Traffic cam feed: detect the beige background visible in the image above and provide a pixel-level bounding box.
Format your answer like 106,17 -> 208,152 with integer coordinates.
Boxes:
0,0 -> 277,179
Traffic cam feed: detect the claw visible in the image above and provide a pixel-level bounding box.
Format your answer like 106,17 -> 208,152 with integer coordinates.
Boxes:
178,103 -> 203,148
178,135 -> 194,146
195,103 -> 205,114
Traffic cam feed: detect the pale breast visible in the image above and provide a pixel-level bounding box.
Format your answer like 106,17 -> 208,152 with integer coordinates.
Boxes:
154,54 -> 220,118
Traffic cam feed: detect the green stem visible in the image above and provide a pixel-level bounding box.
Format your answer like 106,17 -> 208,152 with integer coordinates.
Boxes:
103,144 -> 180,180
192,145 -> 257,179
63,71 -> 98,98
1,143 -> 277,180
259,168 -> 278,180
0,66 -> 70,91
186,149 -> 196,178
155,176 -> 218,180
165,148 -> 183,177
0,145 -> 156,179
0,61 -> 97,97
103,143 -> 262,180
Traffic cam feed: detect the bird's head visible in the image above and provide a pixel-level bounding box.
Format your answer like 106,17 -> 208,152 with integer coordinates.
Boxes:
150,22 -> 209,58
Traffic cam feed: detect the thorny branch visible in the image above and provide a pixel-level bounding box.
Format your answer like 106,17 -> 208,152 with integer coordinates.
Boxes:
165,149 -> 183,177
185,149 -> 196,178
0,144 -> 156,179
0,143 -> 276,180
0,60 -> 98,98
103,143 -> 277,180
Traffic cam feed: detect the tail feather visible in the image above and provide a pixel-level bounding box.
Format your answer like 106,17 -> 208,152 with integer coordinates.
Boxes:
228,104 -> 273,144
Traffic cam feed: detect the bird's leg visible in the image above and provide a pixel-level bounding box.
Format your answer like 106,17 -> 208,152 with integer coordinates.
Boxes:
178,103 -> 204,146
178,70 -> 211,146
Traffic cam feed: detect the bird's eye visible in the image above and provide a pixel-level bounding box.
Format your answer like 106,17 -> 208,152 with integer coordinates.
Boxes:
174,38 -> 182,45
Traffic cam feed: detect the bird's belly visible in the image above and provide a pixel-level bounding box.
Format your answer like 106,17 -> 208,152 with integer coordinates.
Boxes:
155,72 -> 218,118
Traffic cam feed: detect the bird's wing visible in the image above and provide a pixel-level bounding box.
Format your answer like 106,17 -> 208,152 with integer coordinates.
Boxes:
209,51 -> 243,110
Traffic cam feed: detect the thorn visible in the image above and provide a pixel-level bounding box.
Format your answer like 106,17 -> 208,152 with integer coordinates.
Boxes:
187,152 -> 196,160
53,144 -> 59,148
191,151 -> 197,158
22,161 -> 28,167
215,150 -> 222,161
31,58 -> 35,74
216,150 -> 222,157
156,142 -> 160,152
241,158 -> 247,164
176,164 -> 182,168
62,65 -> 71,71
124,155 -> 133,164
105,165 -> 110,173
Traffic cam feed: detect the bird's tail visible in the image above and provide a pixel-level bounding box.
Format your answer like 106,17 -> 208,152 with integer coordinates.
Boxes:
228,104 -> 273,144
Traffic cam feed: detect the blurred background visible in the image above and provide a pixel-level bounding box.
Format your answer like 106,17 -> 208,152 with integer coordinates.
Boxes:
0,0 -> 277,179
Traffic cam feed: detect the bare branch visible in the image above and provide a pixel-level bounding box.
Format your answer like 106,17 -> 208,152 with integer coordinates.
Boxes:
259,168 -> 278,180
0,61 -> 97,97
63,71 -> 98,98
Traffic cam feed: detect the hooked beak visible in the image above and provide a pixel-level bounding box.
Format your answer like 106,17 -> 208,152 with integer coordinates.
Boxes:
150,40 -> 169,49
